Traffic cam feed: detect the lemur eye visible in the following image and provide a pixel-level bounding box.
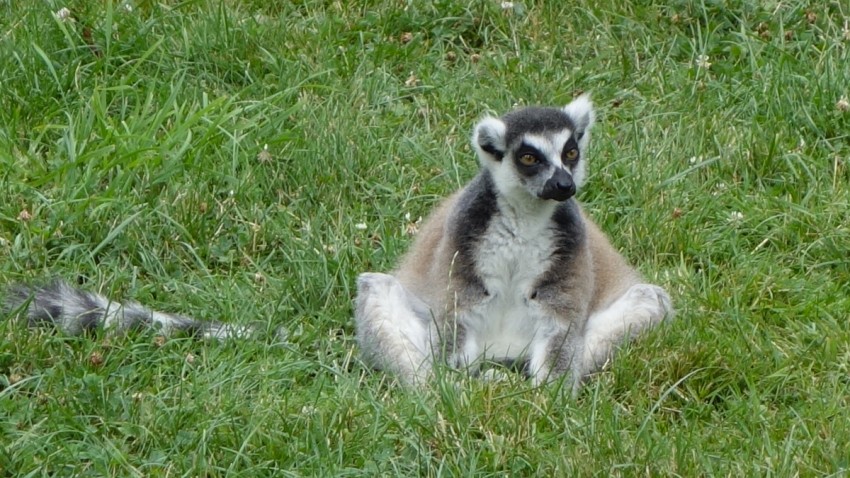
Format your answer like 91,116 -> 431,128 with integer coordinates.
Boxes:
518,154 -> 539,166
564,148 -> 579,161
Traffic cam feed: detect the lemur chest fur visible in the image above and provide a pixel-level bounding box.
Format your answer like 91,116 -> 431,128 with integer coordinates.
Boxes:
463,207 -> 560,360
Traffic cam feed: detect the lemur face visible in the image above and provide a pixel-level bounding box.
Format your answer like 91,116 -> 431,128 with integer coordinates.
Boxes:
472,95 -> 595,203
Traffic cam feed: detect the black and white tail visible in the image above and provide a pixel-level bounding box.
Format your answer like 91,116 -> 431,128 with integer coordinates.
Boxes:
4,280 -> 255,339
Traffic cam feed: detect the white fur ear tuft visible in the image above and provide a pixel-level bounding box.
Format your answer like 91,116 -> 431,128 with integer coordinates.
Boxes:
563,93 -> 595,134
472,117 -> 507,162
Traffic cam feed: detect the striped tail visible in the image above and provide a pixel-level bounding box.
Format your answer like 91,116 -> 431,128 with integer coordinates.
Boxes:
4,280 -> 255,339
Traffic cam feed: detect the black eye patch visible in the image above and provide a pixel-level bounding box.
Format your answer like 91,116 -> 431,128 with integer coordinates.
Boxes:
561,137 -> 580,164
514,142 -> 546,176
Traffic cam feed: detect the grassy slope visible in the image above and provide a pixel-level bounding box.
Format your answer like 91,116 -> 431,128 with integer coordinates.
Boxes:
1,0 -> 849,475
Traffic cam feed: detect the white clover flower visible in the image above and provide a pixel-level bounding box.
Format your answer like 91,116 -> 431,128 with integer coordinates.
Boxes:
837,95 -> 850,112
257,144 -> 272,162
402,212 -> 422,236
355,223 -> 367,230
712,182 -> 727,197
695,54 -> 712,69
501,2 -> 515,9
54,7 -> 72,22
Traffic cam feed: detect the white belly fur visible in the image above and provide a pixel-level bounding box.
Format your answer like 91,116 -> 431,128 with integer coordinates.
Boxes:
462,211 -> 558,361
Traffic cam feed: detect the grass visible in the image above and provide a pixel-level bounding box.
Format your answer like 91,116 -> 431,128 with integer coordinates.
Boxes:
1,0 -> 849,475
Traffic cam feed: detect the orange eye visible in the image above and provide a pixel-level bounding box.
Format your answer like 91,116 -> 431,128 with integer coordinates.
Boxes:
518,154 -> 539,166
564,148 -> 579,161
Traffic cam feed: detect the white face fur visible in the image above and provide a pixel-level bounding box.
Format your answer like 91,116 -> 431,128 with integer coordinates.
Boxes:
472,95 -> 595,205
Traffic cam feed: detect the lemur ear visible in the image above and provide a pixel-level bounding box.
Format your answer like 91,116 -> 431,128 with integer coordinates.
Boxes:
563,93 -> 595,139
472,117 -> 507,162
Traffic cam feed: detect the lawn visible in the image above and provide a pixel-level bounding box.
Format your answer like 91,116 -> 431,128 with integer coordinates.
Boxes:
1,0 -> 849,475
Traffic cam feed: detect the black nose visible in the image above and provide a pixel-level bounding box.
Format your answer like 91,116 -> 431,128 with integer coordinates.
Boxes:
540,170 -> 575,201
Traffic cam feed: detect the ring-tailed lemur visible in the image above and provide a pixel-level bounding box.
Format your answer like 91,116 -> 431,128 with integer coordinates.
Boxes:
354,95 -> 673,391
3,280 -> 257,339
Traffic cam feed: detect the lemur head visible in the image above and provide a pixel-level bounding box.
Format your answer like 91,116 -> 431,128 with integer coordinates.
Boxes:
472,94 -> 595,203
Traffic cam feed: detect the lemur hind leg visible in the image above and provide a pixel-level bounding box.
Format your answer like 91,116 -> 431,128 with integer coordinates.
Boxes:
528,324 -> 586,393
354,273 -> 434,384
580,284 -> 673,375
